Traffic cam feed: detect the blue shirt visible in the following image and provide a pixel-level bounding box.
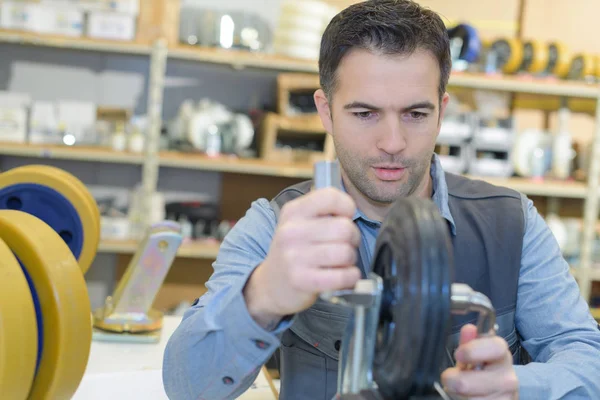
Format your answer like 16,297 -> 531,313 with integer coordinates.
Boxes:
163,155 -> 600,400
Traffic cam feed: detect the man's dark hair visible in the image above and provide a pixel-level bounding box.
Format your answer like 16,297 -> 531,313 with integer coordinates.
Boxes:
319,0 -> 451,103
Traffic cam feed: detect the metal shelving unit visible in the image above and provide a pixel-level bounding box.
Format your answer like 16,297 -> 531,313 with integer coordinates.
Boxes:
143,41 -> 600,304
1,31 -> 599,302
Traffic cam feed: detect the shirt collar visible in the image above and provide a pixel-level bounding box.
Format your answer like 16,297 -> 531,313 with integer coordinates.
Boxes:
341,153 -> 457,235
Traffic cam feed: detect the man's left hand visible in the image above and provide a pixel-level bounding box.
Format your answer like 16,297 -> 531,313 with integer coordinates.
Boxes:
441,324 -> 519,399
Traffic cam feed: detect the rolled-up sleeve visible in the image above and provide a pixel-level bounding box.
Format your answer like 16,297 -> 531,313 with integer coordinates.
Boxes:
163,198 -> 292,400
514,195 -> 600,399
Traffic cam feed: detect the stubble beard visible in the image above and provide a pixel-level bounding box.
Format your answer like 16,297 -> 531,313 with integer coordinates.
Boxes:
334,137 -> 432,204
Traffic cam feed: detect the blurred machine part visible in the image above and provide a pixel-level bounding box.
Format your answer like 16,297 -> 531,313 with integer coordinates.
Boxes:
0,91 -> 31,143
448,23 -> 481,72
169,99 -> 254,156
552,107 -> 575,180
468,117 -> 515,178
273,0 -> 338,60
164,200 -> 231,241
513,129 -> 553,179
178,6 -> 271,51
436,113 -> 474,175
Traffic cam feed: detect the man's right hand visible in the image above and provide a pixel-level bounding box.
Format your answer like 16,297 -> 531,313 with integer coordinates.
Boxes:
243,187 -> 362,330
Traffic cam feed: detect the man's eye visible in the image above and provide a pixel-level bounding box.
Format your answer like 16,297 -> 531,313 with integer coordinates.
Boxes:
354,111 -> 374,119
410,111 -> 427,120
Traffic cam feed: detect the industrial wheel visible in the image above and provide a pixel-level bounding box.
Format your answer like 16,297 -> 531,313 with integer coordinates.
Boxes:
0,165 -> 101,274
371,197 -> 453,399
0,210 -> 92,399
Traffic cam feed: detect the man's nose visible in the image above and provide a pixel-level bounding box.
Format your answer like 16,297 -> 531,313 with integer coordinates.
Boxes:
376,117 -> 407,155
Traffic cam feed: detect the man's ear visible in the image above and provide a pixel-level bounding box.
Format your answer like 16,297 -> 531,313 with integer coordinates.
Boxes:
436,92 -> 451,135
439,92 -> 450,124
314,88 -> 333,135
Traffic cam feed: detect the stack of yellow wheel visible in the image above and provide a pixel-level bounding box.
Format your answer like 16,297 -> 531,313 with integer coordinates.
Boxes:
490,38 -> 524,74
520,39 -> 549,74
546,41 -> 571,79
0,164 -> 101,399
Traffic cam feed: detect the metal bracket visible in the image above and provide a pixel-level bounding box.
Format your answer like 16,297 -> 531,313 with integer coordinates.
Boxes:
92,221 -> 183,334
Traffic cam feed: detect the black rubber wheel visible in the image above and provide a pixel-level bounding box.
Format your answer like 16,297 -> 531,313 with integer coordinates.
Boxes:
371,197 -> 453,399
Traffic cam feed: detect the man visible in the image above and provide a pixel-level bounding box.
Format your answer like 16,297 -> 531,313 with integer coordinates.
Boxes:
163,1 -> 600,399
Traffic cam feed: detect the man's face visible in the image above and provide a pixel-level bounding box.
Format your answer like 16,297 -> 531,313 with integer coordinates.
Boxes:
315,48 -> 449,204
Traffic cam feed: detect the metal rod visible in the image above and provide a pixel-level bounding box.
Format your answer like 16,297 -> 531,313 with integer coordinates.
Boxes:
313,160 -> 343,302
141,38 -> 168,233
451,284 -> 496,336
547,197 -> 560,215
578,87 -> 600,302
351,305 -> 366,393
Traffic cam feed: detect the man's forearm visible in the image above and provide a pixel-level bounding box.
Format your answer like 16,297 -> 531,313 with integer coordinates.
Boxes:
163,276 -> 287,399
243,264 -> 285,331
515,344 -> 600,399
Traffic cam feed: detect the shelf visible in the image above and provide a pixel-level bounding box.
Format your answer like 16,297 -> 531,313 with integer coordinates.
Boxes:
159,151 -> 314,178
570,267 -> 600,281
98,239 -> 221,259
0,142 -> 144,164
0,142 -> 588,197
161,153 -> 588,197
2,29 -> 600,100
449,72 -> 600,99
590,268 -> 600,281
469,175 -> 588,199
0,29 -> 150,56
168,45 -> 318,73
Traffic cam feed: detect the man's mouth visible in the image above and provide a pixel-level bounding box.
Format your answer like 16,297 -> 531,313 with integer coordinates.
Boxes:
372,166 -> 406,181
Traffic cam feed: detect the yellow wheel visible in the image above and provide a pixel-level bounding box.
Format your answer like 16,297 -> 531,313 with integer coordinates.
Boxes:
566,53 -> 596,80
546,41 -> 571,78
490,38 -> 523,74
0,237 -> 38,399
12,164 -> 101,263
520,39 -> 549,74
0,210 -> 92,399
0,165 -> 100,274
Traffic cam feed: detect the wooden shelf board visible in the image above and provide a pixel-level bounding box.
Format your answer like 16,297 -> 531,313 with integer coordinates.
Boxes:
449,72 -> 600,99
98,239 -> 220,259
0,142 -> 144,164
161,153 -> 588,198
590,268 -> 600,281
169,45 -> 319,73
0,142 -> 590,198
470,175 -> 588,199
2,29 -> 600,100
158,151 -> 313,178
570,267 -> 600,281
0,29 -> 150,55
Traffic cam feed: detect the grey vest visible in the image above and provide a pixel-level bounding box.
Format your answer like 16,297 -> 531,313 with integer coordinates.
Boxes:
270,173 -> 529,400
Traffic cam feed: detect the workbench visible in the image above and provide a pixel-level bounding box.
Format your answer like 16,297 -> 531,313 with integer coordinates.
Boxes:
72,315 -> 279,399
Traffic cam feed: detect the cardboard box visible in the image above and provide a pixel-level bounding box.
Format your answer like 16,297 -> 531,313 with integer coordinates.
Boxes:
38,0 -> 139,15
0,2 -> 32,30
26,5 -> 85,37
86,11 -> 137,41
